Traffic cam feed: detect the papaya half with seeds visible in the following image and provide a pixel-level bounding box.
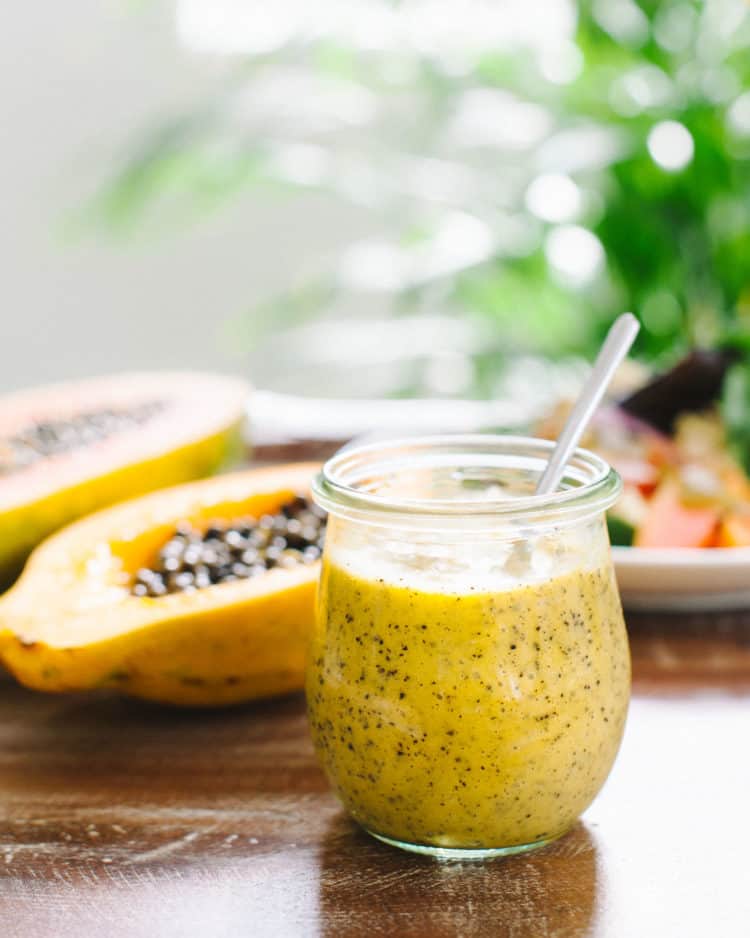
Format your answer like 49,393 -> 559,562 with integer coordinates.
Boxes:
0,372 -> 249,589
0,463 -> 321,707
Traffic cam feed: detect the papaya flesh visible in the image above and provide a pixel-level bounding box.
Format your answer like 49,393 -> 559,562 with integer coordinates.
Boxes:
0,463 -> 321,707
0,372 -> 249,589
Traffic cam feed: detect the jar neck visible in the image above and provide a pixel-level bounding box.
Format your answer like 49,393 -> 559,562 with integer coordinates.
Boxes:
313,434 -> 621,533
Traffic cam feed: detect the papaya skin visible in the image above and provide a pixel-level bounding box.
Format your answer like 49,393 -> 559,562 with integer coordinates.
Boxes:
0,463 -> 321,707
2,570 -> 314,707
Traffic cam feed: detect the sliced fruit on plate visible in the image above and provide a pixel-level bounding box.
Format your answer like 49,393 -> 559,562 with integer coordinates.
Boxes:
716,515 -> 750,548
633,481 -> 720,549
0,463 -> 322,706
0,372 -> 249,588
609,458 -> 660,497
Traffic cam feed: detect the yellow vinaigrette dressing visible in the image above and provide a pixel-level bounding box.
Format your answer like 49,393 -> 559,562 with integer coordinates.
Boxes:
308,560 -> 628,850
307,436 -> 630,858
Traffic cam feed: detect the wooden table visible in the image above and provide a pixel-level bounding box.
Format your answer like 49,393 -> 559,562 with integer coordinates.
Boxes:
2,614 -> 749,937
2,445 -> 750,936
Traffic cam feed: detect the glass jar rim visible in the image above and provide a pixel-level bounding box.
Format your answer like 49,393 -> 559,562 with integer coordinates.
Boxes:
313,434 -> 621,528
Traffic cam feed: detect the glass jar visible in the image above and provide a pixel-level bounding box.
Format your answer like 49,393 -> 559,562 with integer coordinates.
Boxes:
307,435 -> 630,859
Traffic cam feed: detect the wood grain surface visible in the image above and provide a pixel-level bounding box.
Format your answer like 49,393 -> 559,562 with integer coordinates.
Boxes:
1,445 -> 749,937
2,613 -> 749,938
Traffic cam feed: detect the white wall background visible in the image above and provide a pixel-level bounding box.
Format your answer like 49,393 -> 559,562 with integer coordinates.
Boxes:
0,1 -> 366,392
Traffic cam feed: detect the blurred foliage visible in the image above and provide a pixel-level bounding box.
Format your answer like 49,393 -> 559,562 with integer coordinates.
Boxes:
92,0 -> 750,397
722,360 -> 750,472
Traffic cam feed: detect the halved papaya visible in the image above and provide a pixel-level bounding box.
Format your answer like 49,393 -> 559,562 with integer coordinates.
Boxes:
0,463 -> 321,706
0,372 -> 249,588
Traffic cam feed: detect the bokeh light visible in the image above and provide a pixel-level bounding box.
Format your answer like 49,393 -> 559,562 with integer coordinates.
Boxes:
647,121 -> 694,172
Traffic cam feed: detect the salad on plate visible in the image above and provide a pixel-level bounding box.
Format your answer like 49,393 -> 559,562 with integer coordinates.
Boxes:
537,347 -> 750,550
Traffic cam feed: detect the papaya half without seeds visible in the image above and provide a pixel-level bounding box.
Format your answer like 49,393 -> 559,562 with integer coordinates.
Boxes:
0,463 -> 321,706
0,372 -> 250,589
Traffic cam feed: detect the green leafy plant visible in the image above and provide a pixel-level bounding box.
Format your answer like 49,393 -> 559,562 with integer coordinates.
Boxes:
90,0 -> 750,395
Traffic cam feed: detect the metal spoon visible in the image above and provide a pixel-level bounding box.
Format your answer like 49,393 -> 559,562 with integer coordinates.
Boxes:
504,313 -> 639,575
535,312 -> 641,496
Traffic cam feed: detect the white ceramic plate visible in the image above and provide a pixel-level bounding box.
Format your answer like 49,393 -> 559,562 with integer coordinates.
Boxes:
613,545 -> 750,611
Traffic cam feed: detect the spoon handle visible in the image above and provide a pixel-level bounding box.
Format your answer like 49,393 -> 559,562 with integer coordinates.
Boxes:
535,312 -> 640,496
